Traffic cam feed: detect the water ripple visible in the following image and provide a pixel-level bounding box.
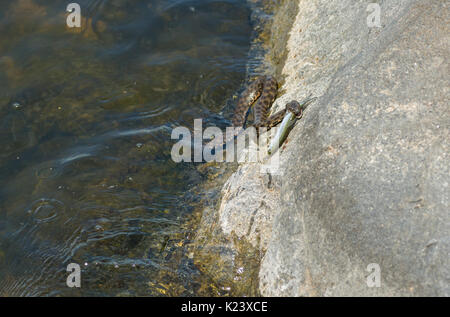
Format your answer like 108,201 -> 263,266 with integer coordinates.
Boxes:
28,198 -> 65,224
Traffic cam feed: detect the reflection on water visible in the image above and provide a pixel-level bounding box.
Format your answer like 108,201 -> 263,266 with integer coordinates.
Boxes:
0,0 -> 254,296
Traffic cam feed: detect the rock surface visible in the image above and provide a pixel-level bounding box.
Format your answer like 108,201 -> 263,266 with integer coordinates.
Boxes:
194,0 -> 449,296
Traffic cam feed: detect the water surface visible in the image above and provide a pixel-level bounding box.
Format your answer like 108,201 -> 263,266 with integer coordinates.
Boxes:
0,0 -> 255,296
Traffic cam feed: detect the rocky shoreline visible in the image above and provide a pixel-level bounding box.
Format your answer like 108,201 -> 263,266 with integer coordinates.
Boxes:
193,0 -> 449,296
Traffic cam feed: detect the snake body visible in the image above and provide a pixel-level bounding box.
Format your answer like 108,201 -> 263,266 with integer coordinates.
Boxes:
205,76 -> 305,155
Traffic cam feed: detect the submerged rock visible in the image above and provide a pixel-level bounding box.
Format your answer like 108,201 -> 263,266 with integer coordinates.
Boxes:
195,0 -> 449,296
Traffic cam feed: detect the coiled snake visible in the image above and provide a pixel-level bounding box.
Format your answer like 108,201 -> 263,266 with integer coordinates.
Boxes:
204,76 -> 310,155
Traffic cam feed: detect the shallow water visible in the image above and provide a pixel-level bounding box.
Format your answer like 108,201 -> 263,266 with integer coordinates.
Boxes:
0,0 -> 256,296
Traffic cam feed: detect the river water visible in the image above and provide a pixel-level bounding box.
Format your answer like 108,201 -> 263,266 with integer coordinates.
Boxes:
0,0 -> 267,296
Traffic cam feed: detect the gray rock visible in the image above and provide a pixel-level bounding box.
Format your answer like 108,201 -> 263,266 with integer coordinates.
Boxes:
260,0 -> 449,296
194,0 -> 449,296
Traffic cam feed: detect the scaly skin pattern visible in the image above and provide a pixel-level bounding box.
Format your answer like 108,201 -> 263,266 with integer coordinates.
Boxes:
204,76 -> 305,155
232,76 -> 265,127
253,76 -> 278,128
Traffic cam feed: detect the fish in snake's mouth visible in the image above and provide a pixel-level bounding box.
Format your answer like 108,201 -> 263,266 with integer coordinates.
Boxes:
204,76 -> 313,156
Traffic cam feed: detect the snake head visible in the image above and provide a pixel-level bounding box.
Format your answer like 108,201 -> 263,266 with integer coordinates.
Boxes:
286,101 -> 303,117
287,97 -> 317,117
